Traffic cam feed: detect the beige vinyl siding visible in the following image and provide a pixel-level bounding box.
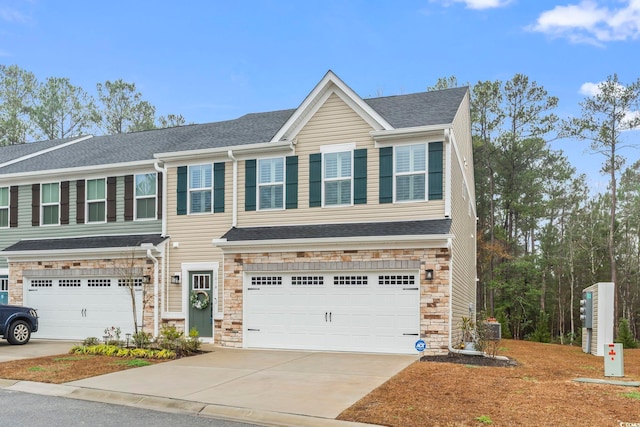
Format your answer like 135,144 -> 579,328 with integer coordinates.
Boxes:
238,92 -> 445,227
448,92 -> 477,335
164,162 -> 233,313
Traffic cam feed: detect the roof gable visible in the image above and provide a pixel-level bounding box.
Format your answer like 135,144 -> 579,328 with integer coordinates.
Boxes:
271,70 -> 393,142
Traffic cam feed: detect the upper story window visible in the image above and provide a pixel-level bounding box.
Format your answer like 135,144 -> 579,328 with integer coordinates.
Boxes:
0,187 -> 8,228
135,173 -> 157,220
189,164 -> 212,214
323,150 -> 352,206
258,157 -> 284,210
395,144 -> 426,202
41,182 -> 60,226
86,178 -> 106,223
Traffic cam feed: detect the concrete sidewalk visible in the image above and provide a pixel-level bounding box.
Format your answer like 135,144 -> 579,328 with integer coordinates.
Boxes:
1,345 -> 416,426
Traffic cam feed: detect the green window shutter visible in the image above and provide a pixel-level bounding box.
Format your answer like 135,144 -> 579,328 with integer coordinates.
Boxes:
379,147 -> 393,204
245,159 -> 256,211
353,149 -> 367,205
214,162 -> 225,213
309,153 -> 322,207
177,166 -> 187,215
428,141 -> 444,200
285,156 -> 298,209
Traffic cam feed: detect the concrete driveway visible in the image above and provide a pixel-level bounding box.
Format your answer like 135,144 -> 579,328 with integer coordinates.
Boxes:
69,346 -> 417,419
0,339 -> 77,362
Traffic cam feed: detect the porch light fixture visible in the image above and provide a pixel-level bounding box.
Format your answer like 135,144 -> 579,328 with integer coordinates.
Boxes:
425,269 -> 434,281
142,275 -> 151,285
171,273 -> 181,285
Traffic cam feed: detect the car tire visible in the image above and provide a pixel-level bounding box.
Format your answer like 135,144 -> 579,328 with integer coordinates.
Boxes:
7,320 -> 31,345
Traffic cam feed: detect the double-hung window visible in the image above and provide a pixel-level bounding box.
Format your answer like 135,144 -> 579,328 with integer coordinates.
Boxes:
86,178 -> 106,222
189,164 -> 212,214
41,182 -> 60,225
258,158 -> 284,210
135,173 -> 157,220
395,144 -> 426,202
0,187 -> 8,228
323,150 -> 352,206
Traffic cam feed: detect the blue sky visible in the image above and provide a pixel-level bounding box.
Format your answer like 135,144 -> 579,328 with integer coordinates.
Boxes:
1,0 -> 639,189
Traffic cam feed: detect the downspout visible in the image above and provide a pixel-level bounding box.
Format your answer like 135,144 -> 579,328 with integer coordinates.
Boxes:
154,161 -> 168,237
228,150 -> 238,227
146,248 -> 160,338
443,128 -> 452,218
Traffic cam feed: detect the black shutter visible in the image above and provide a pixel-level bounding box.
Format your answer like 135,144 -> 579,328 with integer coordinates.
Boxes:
124,175 -> 134,221
31,184 -> 40,226
379,147 -> 393,204
245,160 -> 256,211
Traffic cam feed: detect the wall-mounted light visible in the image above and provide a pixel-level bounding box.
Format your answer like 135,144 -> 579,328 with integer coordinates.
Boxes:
142,275 -> 151,284
171,273 -> 181,285
425,269 -> 434,281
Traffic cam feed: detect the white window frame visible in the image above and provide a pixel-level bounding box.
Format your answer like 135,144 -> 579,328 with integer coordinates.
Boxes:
257,157 -> 285,211
0,187 -> 9,229
393,143 -> 427,203
86,178 -> 106,223
41,182 -> 60,226
134,173 -> 157,221
188,164 -> 213,215
321,143 -> 355,207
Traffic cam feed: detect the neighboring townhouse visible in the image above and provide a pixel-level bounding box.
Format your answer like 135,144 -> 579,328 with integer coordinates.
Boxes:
0,132 -> 169,339
0,71 -> 476,355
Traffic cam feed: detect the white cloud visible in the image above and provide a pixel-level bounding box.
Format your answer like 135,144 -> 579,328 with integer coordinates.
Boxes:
579,82 -> 601,96
434,0 -> 512,10
530,0 -> 640,45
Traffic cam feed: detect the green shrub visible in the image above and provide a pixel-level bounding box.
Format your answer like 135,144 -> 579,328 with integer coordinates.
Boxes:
528,311 -> 552,343
132,331 -> 152,348
616,318 -> 638,349
82,337 -> 100,346
69,344 -> 175,360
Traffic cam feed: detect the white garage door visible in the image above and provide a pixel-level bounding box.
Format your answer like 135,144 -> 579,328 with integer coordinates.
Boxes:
244,272 -> 420,354
25,277 -> 143,340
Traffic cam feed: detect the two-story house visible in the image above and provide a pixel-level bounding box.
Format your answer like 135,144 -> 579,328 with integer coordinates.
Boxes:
0,71 -> 475,355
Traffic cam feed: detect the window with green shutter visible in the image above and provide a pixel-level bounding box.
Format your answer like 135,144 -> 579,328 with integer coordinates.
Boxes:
86,178 -> 106,223
353,149 -> 367,204
0,187 -> 8,228
177,166 -> 187,215
135,173 -> 157,220
309,153 -> 322,207
189,164 -> 212,214
214,162 -> 225,213
285,156 -> 298,209
245,159 -> 257,211
258,157 -> 284,210
379,147 -> 393,204
428,142 -> 443,200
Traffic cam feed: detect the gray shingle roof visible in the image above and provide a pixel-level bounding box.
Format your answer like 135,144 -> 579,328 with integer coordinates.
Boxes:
2,234 -> 167,252
220,219 -> 452,241
366,87 -> 468,128
0,137 -> 78,164
0,85 -> 467,175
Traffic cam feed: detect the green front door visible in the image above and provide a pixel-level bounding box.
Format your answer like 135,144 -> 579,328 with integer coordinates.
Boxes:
188,271 -> 213,338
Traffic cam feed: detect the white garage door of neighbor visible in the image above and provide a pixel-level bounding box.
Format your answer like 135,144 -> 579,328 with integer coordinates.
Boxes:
25,277 -> 143,340
244,272 -> 420,354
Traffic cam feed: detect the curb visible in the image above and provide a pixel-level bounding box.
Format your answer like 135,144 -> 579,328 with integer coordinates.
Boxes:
1,380 -> 377,427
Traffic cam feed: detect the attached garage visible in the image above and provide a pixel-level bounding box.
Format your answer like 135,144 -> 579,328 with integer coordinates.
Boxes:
24,276 -> 142,340
2,234 -> 166,341
244,271 -> 420,354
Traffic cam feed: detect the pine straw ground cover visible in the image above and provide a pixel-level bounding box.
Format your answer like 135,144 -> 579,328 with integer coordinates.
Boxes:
0,354 -> 167,384
338,339 -> 640,427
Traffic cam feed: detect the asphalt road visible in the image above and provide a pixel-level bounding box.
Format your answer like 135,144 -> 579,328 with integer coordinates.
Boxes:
0,389 -> 259,427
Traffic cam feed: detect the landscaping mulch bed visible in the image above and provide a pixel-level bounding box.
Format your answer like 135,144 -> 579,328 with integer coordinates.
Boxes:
421,351 -> 517,367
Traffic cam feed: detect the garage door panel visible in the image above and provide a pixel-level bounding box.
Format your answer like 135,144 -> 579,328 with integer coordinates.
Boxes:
25,278 -> 142,340
245,271 -> 420,354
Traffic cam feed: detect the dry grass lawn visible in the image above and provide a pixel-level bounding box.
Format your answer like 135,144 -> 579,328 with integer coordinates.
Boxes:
0,354 -> 166,384
338,339 -> 640,427
0,340 -> 639,426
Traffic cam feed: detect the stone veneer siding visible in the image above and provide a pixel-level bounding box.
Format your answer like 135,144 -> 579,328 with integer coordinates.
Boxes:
220,248 -> 451,355
9,257 -> 160,335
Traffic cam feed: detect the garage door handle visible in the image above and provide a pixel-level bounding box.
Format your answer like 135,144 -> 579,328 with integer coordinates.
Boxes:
403,333 -> 419,336
247,328 -> 260,332
403,287 -> 419,291
325,312 -> 327,322
329,312 -> 332,322
247,287 -> 260,291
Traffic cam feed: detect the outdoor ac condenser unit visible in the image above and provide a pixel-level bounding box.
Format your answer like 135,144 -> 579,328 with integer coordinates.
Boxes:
484,321 -> 502,341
